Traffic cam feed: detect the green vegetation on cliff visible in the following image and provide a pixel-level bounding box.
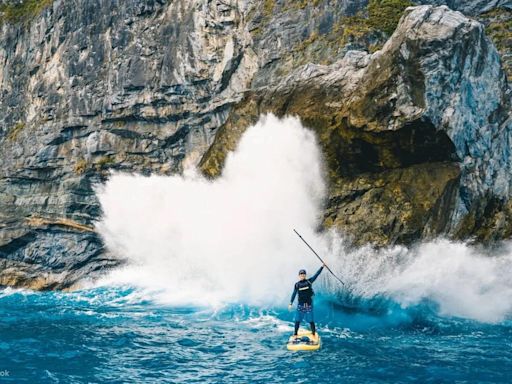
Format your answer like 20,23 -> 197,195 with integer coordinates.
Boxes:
74,159 -> 88,175
280,0 -> 412,68
335,15 -> 378,50
0,0 -> 53,25
368,0 -> 414,35
95,155 -> 115,171
7,122 -> 25,141
483,9 -> 512,50
262,0 -> 275,16
481,8 -> 512,80
263,0 -> 324,19
73,155 -> 116,175
333,0 -> 413,49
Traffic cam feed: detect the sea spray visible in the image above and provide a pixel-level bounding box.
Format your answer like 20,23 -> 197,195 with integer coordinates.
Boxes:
323,234 -> 512,323
96,114 -> 327,306
96,113 -> 512,322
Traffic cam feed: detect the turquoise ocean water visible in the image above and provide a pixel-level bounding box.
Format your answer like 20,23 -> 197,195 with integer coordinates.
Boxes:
0,286 -> 510,383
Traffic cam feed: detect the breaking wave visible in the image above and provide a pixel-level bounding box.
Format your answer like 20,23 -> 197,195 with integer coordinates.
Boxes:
96,114 -> 512,323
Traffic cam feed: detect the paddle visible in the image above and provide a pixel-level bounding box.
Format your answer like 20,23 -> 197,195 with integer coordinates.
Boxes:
293,229 -> 345,286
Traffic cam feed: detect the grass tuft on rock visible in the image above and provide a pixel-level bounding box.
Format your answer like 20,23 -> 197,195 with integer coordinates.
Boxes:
262,0 -> 275,17
95,155 -> 115,171
483,10 -> 512,52
0,0 -> 53,25
74,159 -> 88,175
7,122 -> 25,141
367,0 -> 414,35
481,8 -> 512,80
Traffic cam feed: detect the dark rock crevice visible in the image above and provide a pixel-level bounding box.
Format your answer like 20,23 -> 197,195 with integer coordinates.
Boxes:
322,117 -> 459,178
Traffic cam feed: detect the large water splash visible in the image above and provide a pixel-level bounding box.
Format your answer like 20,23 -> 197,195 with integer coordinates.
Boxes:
96,114 -> 512,323
96,114 -> 326,306
324,236 -> 512,323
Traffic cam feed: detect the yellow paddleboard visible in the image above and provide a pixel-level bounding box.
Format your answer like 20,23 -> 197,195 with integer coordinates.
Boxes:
286,329 -> 321,351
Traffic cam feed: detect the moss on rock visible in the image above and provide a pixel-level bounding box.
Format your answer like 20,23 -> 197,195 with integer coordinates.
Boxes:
481,8 -> 512,81
454,197 -> 512,244
0,0 -> 53,25
262,0 -> 275,17
7,121 -> 25,141
367,0 -> 414,35
200,97 -> 261,178
324,162 -> 460,245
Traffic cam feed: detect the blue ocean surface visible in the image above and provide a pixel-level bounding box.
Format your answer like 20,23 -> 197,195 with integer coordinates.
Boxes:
0,286 -> 510,383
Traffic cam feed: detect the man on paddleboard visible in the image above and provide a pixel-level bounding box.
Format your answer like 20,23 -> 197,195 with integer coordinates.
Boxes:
288,265 -> 325,336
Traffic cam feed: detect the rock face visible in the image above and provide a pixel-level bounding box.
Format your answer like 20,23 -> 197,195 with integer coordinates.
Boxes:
0,0 -> 260,288
415,1 -> 512,82
0,1 -> 511,289
201,5 -> 512,245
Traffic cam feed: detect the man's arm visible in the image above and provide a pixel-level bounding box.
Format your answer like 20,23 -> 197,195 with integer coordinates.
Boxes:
308,265 -> 324,284
290,283 -> 298,305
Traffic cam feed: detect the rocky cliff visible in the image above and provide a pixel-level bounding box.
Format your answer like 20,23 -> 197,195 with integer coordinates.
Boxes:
0,0 -> 511,289
202,5 -> 512,245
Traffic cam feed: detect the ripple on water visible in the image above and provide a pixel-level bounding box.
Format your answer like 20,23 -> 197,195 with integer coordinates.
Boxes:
0,287 -> 511,383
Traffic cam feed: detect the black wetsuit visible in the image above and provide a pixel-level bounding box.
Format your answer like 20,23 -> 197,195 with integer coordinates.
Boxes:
290,266 -> 324,335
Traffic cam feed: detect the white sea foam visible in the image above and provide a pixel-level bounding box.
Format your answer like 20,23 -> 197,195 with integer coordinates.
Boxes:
324,235 -> 512,323
96,113 -> 512,323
